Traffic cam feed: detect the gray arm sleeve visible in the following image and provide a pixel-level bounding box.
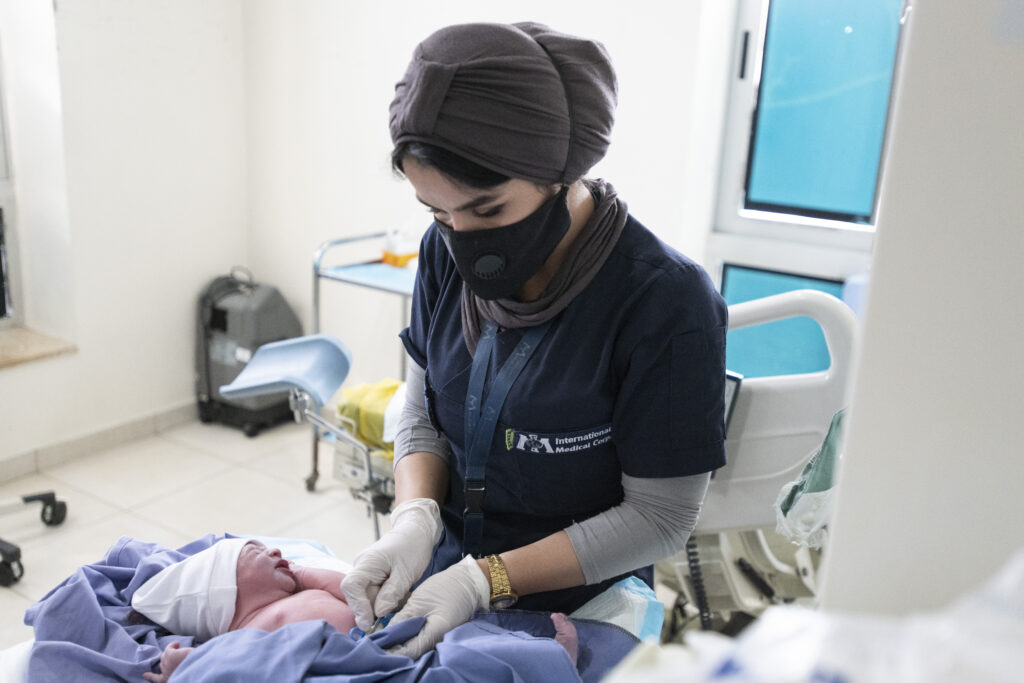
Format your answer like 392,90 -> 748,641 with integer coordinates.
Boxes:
565,471 -> 711,584
392,358 -> 452,470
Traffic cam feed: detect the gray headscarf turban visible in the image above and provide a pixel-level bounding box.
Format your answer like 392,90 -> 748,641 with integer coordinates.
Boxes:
389,22 -> 617,184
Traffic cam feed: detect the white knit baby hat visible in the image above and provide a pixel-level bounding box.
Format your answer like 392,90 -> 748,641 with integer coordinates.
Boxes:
131,538 -> 251,642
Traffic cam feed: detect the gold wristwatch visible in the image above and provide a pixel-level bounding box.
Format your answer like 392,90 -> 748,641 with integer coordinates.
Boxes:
485,554 -> 518,609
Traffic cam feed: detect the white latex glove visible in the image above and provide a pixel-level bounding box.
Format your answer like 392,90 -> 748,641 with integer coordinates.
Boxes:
340,498 -> 442,631
387,554 -> 491,659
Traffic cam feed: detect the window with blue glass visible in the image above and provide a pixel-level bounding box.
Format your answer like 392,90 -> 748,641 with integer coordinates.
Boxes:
710,0 -> 906,378
744,0 -> 903,224
721,264 -> 843,378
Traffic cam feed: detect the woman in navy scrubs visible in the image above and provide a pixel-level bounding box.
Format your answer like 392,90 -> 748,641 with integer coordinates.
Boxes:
341,22 -> 728,658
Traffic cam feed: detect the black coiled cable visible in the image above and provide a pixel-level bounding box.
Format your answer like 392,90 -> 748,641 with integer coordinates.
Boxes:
686,538 -> 713,630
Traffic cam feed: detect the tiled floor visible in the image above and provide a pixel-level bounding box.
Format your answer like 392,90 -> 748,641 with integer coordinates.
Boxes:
0,420 -> 380,650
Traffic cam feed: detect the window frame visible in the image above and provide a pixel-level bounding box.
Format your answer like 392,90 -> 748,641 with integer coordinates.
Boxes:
0,69 -> 19,330
712,0 -> 910,257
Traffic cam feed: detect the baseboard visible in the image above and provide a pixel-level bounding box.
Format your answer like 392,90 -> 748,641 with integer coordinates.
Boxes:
0,402 -> 197,484
0,451 -> 37,484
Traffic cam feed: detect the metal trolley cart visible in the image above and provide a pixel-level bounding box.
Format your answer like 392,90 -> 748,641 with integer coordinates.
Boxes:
305,233 -> 416,493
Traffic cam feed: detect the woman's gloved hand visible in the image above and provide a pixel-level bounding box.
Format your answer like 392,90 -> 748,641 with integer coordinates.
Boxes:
340,498 -> 443,631
386,554 -> 491,659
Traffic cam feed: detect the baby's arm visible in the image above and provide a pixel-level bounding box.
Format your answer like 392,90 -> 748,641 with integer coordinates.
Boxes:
289,563 -> 347,601
142,642 -> 194,683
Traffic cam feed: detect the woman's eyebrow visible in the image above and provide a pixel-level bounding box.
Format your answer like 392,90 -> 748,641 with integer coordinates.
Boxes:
415,194 -> 500,212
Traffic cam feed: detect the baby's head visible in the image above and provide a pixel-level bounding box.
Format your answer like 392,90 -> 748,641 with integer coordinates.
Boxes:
234,540 -> 299,603
131,538 -> 298,641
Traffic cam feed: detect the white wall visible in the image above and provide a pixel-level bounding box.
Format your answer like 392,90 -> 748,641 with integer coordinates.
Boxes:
819,0 -> 1024,612
0,0 -> 248,461
0,1 -> 735,462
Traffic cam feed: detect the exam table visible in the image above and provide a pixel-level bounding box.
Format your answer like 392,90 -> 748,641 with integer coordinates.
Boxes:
218,334 -> 397,539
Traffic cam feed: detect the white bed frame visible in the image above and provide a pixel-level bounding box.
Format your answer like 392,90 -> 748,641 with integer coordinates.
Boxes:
659,289 -> 858,625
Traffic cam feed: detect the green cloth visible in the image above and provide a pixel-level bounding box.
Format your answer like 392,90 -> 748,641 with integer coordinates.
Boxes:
779,408 -> 847,516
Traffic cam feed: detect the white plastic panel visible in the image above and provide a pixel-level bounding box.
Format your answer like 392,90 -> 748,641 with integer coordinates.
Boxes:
697,289 -> 858,534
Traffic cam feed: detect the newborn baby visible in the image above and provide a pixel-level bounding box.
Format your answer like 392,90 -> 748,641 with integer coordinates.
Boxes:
133,538 -> 579,682
132,538 -> 357,682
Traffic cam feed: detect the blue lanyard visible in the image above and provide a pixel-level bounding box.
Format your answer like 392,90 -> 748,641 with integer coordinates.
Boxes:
462,318 -> 552,557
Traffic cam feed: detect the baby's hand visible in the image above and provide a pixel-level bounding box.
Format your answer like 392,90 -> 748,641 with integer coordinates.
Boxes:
289,563 -> 347,600
142,641 -> 194,683
289,561 -> 310,592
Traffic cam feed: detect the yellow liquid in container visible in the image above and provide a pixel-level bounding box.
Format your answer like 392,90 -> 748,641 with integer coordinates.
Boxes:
381,250 -> 417,268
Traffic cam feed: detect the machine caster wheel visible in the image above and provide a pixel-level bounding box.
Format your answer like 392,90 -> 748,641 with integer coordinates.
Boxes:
0,560 -> 23,587
243,422 -> 261,438
42,500 -> 68,526
198,402 -> 216,424
304,473 -> 319,492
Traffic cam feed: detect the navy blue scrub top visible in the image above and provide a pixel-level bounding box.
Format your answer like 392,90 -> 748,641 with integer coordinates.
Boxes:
400,213 -> 728,613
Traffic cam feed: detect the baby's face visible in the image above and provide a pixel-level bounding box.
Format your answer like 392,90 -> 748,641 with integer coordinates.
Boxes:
235,541 -> 297,602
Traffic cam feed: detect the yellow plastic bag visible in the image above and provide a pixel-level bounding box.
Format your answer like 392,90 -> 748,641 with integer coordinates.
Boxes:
338,379 -> 402,457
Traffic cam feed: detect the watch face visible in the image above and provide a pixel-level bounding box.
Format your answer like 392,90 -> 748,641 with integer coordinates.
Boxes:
490,594 -> 517,610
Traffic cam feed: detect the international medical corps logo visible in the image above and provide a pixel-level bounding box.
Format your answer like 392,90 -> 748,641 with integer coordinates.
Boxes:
519,433 -> 554,453
505,425 -> 612,454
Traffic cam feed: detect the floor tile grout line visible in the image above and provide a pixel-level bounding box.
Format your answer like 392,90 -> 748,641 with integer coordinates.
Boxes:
157,429 -> 301,466
39,459 -> 240,518
125,483 -> 344,542
14,471 -> 133,516
155,434 -> 256,468
14,505 -> 135,552
118,459 -> 242,515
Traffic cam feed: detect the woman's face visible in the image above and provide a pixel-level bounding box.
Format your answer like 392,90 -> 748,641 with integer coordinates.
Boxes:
402,156 -> 556,232
235,542 -> 297,602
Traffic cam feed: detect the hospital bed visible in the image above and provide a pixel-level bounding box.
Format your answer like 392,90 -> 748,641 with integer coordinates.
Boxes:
658,288 -> 857,633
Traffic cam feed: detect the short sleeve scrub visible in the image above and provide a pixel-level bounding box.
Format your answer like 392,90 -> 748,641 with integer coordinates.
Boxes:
400,213 -> 728,613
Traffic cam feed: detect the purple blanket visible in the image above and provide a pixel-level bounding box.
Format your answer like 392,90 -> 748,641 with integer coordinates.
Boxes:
23,535 -> 638,682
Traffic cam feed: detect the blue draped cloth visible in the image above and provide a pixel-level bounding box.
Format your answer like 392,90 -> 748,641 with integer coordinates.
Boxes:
23,535 -> 638,682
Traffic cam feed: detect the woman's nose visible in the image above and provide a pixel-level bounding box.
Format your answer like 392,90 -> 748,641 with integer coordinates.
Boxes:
268,548 -> 282,558
447,215 -> 481,233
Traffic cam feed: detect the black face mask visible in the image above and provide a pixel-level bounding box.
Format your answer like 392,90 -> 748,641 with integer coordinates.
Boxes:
436,186 -> 571,301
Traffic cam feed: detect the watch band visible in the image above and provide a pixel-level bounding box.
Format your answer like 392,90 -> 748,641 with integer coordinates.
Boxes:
485,554 -> 518,608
